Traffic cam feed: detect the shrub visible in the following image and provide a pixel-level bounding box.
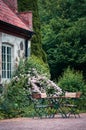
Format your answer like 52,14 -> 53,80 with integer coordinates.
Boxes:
14,55 -> 50,78
0,74 -> 30,118
0,55 -> 51,118
58,67 -> 85,92
25,55 -> 50,78
58,67 -> 86,110
0,56 -> 63,118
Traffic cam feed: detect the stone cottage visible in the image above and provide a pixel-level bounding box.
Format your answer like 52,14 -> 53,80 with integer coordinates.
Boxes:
0,0 -> 33,84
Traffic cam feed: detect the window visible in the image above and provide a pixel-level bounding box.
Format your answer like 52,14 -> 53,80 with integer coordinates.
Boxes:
2,44 -> 12,79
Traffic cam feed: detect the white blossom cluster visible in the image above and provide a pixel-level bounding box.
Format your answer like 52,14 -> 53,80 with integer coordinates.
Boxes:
27,68 -> 62,96
11,68 -> 62,96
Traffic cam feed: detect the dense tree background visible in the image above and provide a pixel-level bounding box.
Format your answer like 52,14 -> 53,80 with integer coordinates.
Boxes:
38,0 -> 86,80
18,0 -> 47,62
18,0 -> 86,80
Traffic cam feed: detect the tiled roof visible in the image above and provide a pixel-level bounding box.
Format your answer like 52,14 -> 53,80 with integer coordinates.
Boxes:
0,0 -> 30,31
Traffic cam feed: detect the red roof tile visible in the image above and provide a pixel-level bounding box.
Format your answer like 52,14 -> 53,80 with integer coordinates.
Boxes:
0,0 -> 31,31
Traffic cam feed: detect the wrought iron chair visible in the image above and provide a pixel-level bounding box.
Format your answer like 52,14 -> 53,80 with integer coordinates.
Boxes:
63,92 -> 81,118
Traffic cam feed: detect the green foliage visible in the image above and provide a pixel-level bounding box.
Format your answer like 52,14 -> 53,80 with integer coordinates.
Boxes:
25,55 -> 50,78
58,67 -> 85,92
58,67 -> 86,110
13,55 -> 50,78
13,59 -> 25,76
18,0 -> 47,62
0,56 -> 50,118
38,0 -> 86,80
0,75 -> 30,118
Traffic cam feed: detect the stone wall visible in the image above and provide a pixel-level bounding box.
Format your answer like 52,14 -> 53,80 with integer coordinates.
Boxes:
0,32 -> 31,83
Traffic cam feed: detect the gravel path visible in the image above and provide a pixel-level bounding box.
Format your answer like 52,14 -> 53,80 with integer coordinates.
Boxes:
0,113 -> 86,130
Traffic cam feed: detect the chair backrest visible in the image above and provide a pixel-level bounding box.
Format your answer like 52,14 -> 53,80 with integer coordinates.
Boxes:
41,93 -> 47,98
32,92 -> 41,99
65,92 -> 81,98
76,92 -> 81,98
32,92 -> 47,99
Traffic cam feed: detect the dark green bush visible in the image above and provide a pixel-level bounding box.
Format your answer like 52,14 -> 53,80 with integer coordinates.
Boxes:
25,55 -> 50,78
58,67 -> 86,110
0,74 -> 30,118
58,67 -> 85,92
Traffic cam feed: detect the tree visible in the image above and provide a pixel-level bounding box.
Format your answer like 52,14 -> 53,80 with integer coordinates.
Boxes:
38,0 -> 86,80
18,0 -> 47,62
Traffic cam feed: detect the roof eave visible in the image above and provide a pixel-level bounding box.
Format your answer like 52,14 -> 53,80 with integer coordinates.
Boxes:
0,20 -> 34,39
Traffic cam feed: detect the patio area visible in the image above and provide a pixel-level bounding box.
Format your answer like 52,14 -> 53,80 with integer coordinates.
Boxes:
0,113 -> 86,130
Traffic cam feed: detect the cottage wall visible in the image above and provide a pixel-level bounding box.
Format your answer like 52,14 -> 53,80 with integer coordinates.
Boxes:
0,32 -> 31,83
0,0 -> 32,84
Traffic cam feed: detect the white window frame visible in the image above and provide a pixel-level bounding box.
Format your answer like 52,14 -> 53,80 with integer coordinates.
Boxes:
2,44 -> 12,80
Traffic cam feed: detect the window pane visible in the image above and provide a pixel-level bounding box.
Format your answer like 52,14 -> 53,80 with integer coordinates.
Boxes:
7,47 -> 11,54
2,45 -> 12,79
2,63 -> 6,70
2,46 -> 6,54
2,71 -> 6,78
7,71 -> 11,78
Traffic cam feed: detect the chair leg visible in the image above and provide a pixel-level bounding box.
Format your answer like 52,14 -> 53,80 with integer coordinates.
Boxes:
78,113 -> 80,118
58,108 -> 67,118
68,106 -> 80,118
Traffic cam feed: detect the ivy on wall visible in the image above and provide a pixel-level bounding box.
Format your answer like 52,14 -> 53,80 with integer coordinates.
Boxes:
18,0 -> 47,62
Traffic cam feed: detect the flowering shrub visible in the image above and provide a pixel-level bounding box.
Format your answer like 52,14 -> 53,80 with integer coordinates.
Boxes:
27,68 -> 62,96
13,56 -> 62,96
0,71 -> 62,118
0,57 -> 62,118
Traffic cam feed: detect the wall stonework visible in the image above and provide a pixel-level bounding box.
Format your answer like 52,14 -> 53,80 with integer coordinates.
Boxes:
0,0 -> 32,84
1,33 -> 30,83
2,33 -> 25,71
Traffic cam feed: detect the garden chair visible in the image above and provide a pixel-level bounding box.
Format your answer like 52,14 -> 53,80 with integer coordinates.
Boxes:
63,92 -> 81,118
31,92 -> 53,118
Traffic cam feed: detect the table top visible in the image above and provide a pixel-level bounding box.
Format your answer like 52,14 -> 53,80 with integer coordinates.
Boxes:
40,95 -> 79,99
